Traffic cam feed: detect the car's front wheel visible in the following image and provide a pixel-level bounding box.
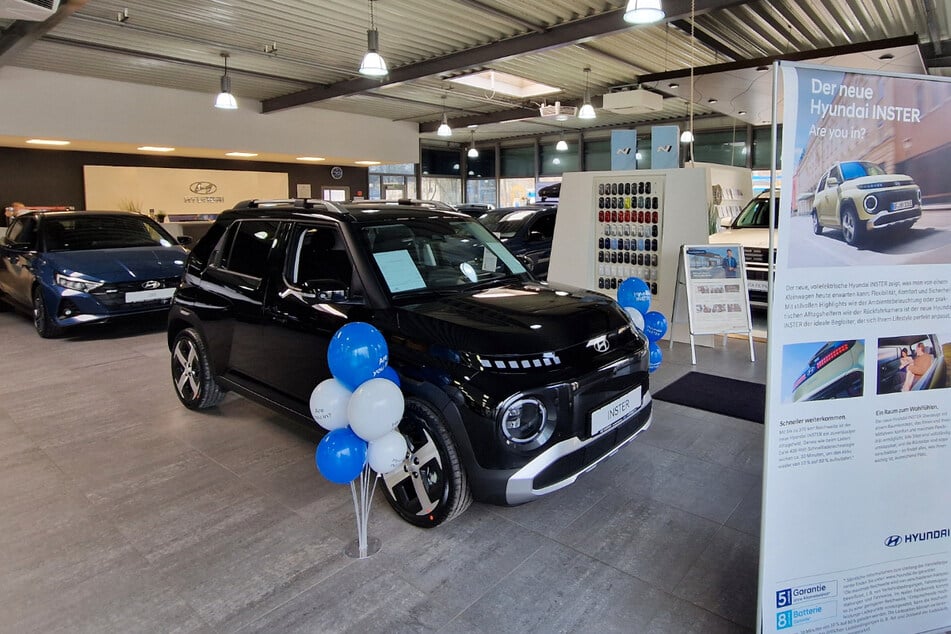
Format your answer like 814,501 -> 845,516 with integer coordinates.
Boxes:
33,288 -> 61,338
171,328 -> 225,409
841,204 -> 864,247
380,398 -> 472,528
811,210 -> 822,235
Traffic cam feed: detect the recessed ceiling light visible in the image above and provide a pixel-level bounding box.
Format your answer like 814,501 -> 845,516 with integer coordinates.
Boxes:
225,151 -> 258,157
448,69 -> 560,98
879,52 -> 894,60
355,160 -> 381,165
138,146 -> 175,152
737,110 -> 747,115
708,98 -> 718,104
668,82 -> 679,89
26,138 -> 70,146
296,156 -> 326,161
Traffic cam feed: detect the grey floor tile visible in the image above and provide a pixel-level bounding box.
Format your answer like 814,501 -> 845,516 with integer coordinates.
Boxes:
674,526 -> 760,629
606,442 -> 759,524
442,541 -> 669,634
725,479 -> 763,538
558,492 -> 721,592
644,596 -> 753,633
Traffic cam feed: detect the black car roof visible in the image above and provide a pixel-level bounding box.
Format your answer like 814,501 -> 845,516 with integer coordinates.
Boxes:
225,199 -> 469,225
22,210 -> 147,219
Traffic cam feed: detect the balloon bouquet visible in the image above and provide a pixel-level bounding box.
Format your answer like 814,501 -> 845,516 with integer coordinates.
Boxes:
309,322 -> 407,558
616,277 -> 668,373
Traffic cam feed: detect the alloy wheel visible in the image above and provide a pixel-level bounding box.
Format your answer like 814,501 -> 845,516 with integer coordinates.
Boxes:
172,337 -> 201,401
382,427 -> 446,519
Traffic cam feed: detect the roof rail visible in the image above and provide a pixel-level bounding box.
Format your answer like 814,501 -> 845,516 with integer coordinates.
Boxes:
231,198 -> 345,212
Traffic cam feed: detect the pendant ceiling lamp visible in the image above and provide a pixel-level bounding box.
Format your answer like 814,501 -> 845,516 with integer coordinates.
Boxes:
578,67 -> 596,120
437,94 -> 452,137
623,0 -> 666,24
358,0 -> 388,77
214,53 -> 238,110
556,134 -> 568,151
467,129 -> 479,158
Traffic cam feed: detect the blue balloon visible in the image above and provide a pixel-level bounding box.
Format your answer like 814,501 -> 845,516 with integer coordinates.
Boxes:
643,311 -> 668,342
649,342 -> 663,373
378,365 -> 400,387
328,322 -> 388,391
316,427 -> 368,484
617,277 -> 651,315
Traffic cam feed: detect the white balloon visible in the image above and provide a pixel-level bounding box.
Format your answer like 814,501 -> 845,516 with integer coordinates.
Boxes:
309,378 -> 352,431
367,430 -> 408,474
624,307 -> 645,331
348,378 -> 405,442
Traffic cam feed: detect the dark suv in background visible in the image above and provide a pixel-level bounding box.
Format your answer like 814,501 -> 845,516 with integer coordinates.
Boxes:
168,199 -> 652,527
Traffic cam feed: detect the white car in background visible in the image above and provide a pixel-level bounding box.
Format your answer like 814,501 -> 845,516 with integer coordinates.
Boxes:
708,190 -> 779,308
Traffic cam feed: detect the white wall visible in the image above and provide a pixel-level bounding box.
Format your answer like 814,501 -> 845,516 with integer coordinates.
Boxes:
0,67 -> 419,164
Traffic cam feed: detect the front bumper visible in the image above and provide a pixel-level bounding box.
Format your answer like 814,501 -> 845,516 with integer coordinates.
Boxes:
504,393 -> 652,504
45,284 -> 175,328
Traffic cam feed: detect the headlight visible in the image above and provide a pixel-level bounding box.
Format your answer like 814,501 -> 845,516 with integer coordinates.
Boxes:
500,397 -> 547,444
863,194 -> 878,213
54,273 -> 103,292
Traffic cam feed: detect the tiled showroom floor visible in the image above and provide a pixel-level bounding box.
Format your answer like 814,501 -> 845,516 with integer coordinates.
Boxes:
0,309 -> 767,633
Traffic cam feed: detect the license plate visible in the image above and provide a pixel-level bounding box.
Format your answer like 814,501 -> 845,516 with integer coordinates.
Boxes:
891,199 -> 912,211
589,386 -> 642,437
125,288 -> 175,303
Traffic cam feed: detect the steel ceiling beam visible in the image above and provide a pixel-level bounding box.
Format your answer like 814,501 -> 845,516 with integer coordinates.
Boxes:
262,0 -> 753,113
0,0 -> 90,64
638,34 -> 920,82
670,19 -> 744,61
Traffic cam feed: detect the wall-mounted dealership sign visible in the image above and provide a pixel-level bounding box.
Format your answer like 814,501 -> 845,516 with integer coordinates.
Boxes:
758,62 -> 951,634
83,165 -> 288,216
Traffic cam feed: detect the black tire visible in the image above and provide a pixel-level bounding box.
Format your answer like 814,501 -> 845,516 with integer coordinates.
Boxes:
841,204 -> 864,247
811,210 -> 822,235
380,398 -> 472,528
33,287 -> 61,338
171,327 -> 225,409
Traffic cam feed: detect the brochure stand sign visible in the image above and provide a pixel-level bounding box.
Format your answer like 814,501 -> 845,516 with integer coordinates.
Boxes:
670,243 -> 755,364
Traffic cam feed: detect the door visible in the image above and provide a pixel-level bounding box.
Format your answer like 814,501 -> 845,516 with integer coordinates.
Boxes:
522,211 -> 556,278
259,222 -> 368,406
0,216 -> 40,308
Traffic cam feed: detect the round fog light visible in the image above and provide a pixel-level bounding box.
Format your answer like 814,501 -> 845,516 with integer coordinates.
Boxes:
501,397 -> 547,444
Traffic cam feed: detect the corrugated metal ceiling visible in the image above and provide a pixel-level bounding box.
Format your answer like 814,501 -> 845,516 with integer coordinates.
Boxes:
0,0 -> 947,148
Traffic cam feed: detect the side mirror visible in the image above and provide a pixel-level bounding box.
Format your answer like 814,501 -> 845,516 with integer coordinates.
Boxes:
826,176 -> 839,187
300,278 -> 350,302
176,235 -> 194,246
719,217 -> 733,229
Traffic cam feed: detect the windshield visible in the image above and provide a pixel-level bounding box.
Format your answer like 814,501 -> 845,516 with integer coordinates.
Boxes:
733,196 -> 780,229
478,209 -> 536,238
42,215 -> 177,251
361,217 -> 528,295
839,161 -> 886,181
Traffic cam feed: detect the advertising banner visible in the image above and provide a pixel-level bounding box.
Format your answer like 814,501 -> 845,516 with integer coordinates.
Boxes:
759,63 -> 951,634
681,244 -> 752,335
611,129 -> 638,170
650,125 -> 680,169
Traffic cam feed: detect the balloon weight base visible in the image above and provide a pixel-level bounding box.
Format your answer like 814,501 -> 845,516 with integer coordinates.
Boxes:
345,536 -> 381,559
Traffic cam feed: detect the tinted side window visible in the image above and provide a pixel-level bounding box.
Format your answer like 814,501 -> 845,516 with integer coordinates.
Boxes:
219,220 -> 280,278
288,225 -> 354,286
531,214 -> 556,239
817,173 -> 828,192
7,217 -> 37,248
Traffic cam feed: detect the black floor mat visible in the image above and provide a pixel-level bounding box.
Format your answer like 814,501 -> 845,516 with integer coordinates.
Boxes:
653,372 -> 766,424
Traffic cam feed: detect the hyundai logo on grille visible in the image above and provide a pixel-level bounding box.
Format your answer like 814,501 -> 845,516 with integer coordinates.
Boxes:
189,181 -> 217,195
587,335 -> 610,353
884,535 -> 902,547
142,280 -> 163,290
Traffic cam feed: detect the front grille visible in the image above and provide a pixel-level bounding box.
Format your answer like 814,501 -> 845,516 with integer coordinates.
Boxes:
91,276 -> 180,308
533,401 -> 651,490
872,209 -> 920,227
867,189 -> 919,214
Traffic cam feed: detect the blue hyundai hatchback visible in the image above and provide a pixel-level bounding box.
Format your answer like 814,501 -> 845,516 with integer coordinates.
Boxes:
0,211 -> 189,337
